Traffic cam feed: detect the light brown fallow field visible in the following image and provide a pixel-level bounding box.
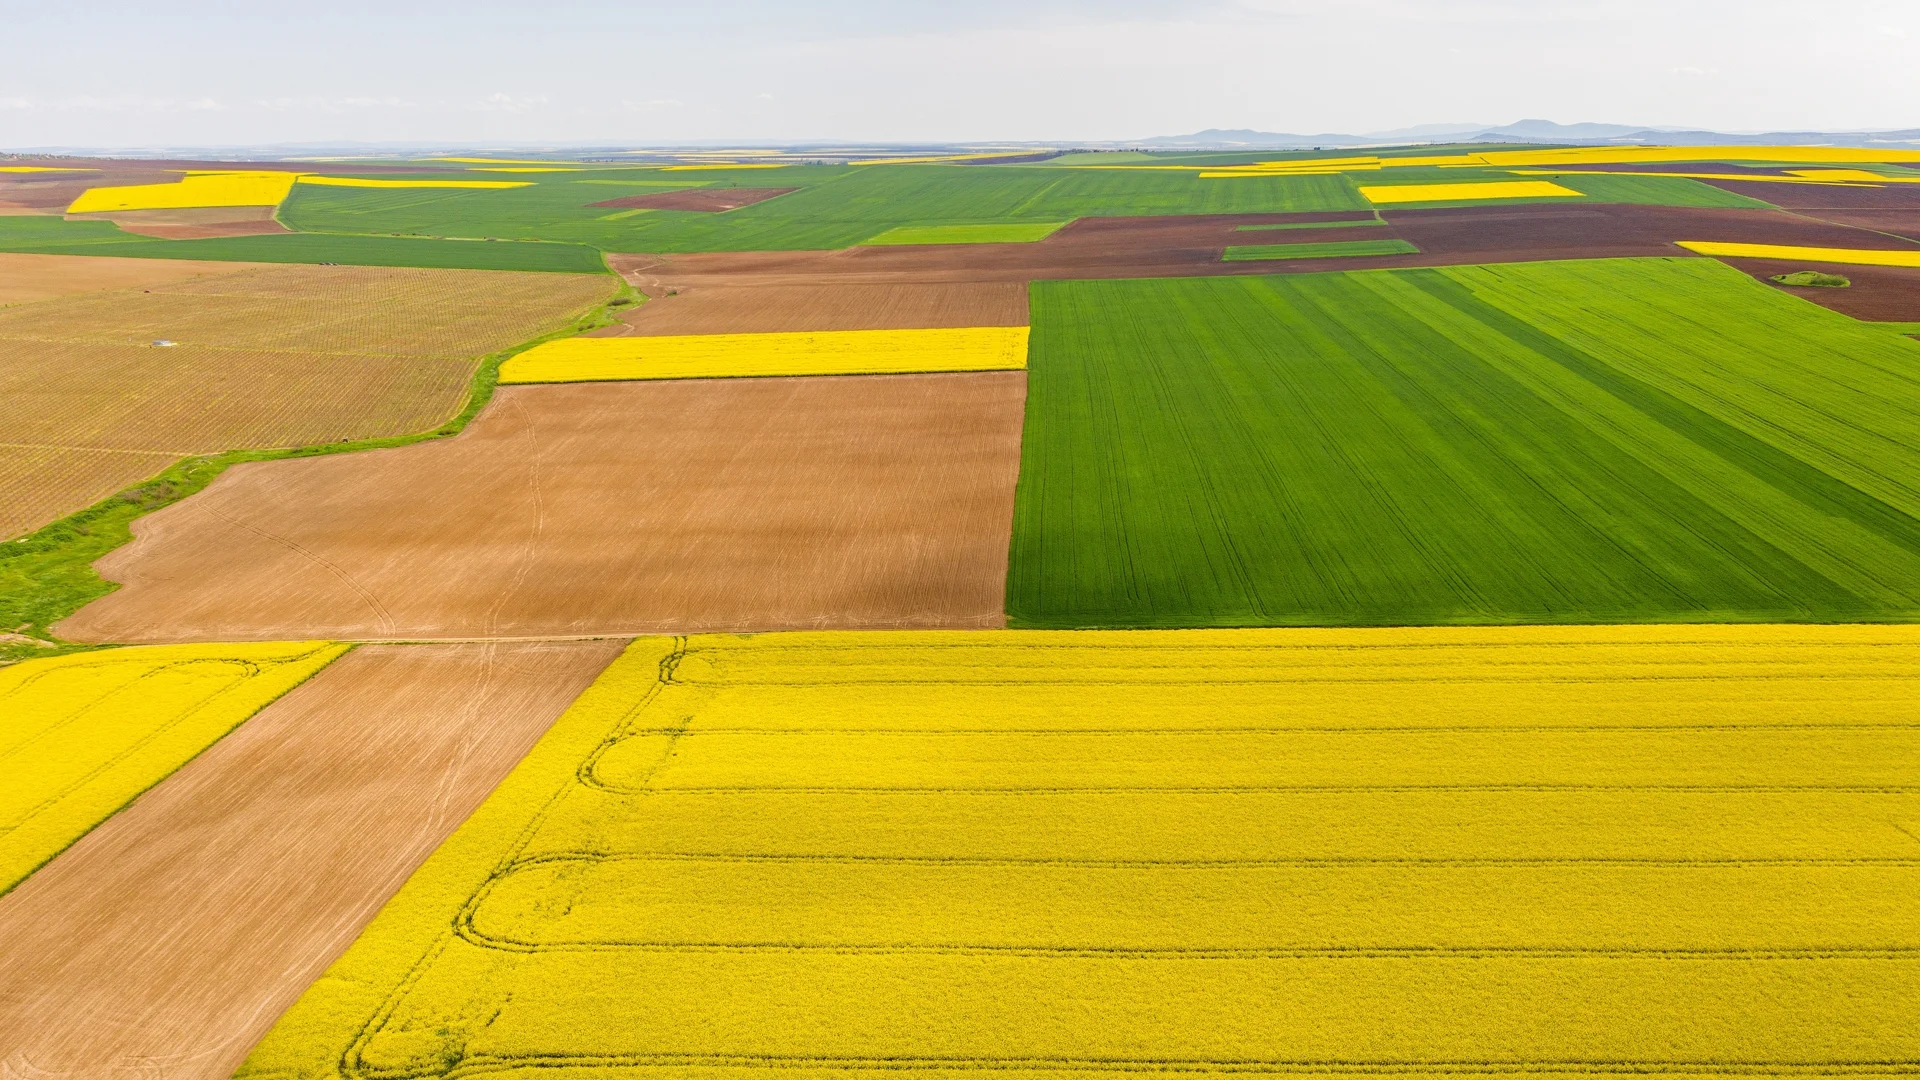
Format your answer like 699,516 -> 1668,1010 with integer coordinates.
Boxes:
0,263 -> 615,538
59,372 -> 1029,642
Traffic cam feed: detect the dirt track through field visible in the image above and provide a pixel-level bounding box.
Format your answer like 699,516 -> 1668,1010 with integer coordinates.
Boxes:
0,639 -> 624,1080
59,373 -> 1027,642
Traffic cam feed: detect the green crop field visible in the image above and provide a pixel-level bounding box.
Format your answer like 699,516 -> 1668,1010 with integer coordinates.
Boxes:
1009,256 -> 1920,628
279,164 -> 1368,253
863,221 -> 1069,245
1223,238 -> 1419,261
0,215 -> 607,273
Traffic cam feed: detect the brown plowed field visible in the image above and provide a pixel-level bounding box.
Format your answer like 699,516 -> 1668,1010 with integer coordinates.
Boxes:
58,372 -> 1027,643
615,205 -> 1905,289
590,187 -> 798,212
1717,257 -> 1920,321
1786,208 -> 1920,242
0,639 -> 624,1080
0,252 -> 270,306
1703,178 -> 1920,211
71,205 -> 290,239
586,282 -> 1029,336
0,263 -> 614,538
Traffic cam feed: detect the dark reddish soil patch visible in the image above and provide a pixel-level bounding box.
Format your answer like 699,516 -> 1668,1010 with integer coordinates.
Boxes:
1702,179 -> 1920,211
592,187 -> 799,213
612,205 -> 1912,290
1716,257 -> 1920,322
586,282 -> 1028,336
1790,209 -> 1920,242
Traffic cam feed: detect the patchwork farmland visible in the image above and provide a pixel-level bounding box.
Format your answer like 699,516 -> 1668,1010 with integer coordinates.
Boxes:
4,137 -> 1920,1080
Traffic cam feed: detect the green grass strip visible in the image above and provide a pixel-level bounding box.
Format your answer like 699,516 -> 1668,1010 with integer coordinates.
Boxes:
1223,238 -> 1418,261
0,282 -> 640,665
863,221 -> 1070,246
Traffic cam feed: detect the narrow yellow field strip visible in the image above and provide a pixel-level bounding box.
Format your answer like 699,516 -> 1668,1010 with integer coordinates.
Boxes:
471,167 -> 580,173
1130,146 -> 1920,176
499,326 -> 1031,383
241,625 -> 1920,1079
294,176 -> 532,190
1360,180 -> 1583,204
66,171 -> 302,213
1508,168 -> 1881,187
1678,241 -> 1920,267
0,641 -> 348,894
0,166 -> 94,173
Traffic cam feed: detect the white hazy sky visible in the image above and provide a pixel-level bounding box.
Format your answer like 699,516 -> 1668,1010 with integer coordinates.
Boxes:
3,0 -> 1914,148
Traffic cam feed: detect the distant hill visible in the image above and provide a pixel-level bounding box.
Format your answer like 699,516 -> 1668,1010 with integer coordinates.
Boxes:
1135,120 -> 1920,151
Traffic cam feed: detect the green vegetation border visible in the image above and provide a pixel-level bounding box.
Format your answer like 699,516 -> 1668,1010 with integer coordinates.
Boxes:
0,271 -> 640,664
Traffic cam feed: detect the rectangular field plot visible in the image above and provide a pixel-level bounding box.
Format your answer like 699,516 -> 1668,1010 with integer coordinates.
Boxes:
501,326 -> 1029,382
1360,179 -> 1583,204
0,640 -> 346,894
239,627 -> 1920,1079
1223,238 -> 1418,261
1011,256 -> 1920,627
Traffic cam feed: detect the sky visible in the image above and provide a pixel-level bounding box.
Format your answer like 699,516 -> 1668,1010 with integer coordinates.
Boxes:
2,0 -> 1915,148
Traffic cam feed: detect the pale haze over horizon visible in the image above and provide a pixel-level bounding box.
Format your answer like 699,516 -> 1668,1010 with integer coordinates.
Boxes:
3,0 -> 1915,149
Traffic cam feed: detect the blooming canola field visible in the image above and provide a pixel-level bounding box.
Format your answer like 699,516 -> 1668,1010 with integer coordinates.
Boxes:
499,326 -> 1031,382
240,628 -> 1920,1078
11,139 -> 1920,1079
0,641 -> 346,894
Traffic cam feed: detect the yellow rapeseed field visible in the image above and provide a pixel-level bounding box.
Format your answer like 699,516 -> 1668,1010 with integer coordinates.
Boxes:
1359,179 -> 1583,204
499,326 -> 1030,383
65,170 -> 303,213
0,641 -> 347,894
240,625 -> 1920,1079
1678,241 -> 1920,267
294,176 -> 532,189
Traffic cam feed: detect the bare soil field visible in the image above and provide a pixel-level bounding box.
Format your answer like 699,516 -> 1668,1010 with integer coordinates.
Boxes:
587,281 -> 1029,336
1790,208 -> 1920,242
590,187 -> 798,212
1703,179 -> 1920,211
1719,257 -> 1920,321
0,639 -> 623,1080
0,252 -> 270,306
70,205 -> 289,239
58,372 -> 1028,642
0,263 -> 614,538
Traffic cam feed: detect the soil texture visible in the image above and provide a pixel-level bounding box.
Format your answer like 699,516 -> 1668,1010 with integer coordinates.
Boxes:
58,373 -> 1028,642
0,252 -> 269,306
